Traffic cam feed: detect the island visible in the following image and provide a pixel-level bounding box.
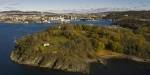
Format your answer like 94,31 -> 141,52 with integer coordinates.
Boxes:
10,22 -> 150,74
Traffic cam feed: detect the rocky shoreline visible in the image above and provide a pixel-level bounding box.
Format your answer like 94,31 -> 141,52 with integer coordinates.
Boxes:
10,50 -> 90,74
10,50 -> 150,74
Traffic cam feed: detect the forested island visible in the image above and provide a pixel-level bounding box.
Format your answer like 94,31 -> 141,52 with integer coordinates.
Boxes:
10,21 -> 150,73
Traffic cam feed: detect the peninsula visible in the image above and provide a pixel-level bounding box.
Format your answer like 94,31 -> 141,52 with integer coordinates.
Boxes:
10,23 -> 150,74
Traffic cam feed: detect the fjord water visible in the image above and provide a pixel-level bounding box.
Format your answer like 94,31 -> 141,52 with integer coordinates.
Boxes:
0,21 -> 150,75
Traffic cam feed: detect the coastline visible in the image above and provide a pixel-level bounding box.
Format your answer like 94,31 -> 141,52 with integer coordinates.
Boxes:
96,50 -> 150,64
10,50 -> 150,74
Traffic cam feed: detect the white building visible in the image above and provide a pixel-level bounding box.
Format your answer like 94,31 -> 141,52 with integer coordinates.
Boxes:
43,43 -> 50,47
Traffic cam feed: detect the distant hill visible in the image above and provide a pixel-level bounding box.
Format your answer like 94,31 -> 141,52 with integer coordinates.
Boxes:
103,11 -> 150,29
0,11 -> 57,16
104,11 -> 150,19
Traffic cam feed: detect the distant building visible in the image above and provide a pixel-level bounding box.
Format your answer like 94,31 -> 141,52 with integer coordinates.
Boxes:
124,14 -> 129,17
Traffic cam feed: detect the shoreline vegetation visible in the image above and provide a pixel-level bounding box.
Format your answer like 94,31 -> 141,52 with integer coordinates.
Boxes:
96,50 -> 150,63
10,22 -> 150,74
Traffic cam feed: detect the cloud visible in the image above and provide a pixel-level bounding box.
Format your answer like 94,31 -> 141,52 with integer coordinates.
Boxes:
0,0 -> 21,6
4,6 -> 16,10
0,0 -> 14,5
0,0 -> 20,10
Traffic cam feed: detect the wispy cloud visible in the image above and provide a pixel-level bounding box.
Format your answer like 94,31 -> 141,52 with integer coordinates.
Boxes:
0,0 -> 20,10
0,0 -> 15,5
0,0 -> 150,11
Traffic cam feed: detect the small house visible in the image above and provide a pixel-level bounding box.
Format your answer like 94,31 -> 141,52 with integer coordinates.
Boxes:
43,43 -> 50,47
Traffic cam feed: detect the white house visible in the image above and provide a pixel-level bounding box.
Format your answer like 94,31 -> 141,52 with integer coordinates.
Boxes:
43,43 -> 50,47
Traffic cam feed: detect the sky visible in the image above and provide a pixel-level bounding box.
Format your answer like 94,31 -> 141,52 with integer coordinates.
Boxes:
0,0 -> 150,11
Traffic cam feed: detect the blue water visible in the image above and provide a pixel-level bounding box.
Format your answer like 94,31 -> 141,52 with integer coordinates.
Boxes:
0,21 -> 149,75
70,19 -> 112,25
0,23 -> 45,74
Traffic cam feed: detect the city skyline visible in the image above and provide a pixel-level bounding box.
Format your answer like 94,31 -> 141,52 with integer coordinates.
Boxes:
0,0 -> 150,11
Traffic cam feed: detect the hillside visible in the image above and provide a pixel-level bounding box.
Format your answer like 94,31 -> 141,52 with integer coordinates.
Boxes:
104,11 -> 150,19
10,24 -> 150,73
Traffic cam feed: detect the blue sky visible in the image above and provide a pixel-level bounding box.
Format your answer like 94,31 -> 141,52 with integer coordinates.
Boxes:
0,0 -> 150,11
